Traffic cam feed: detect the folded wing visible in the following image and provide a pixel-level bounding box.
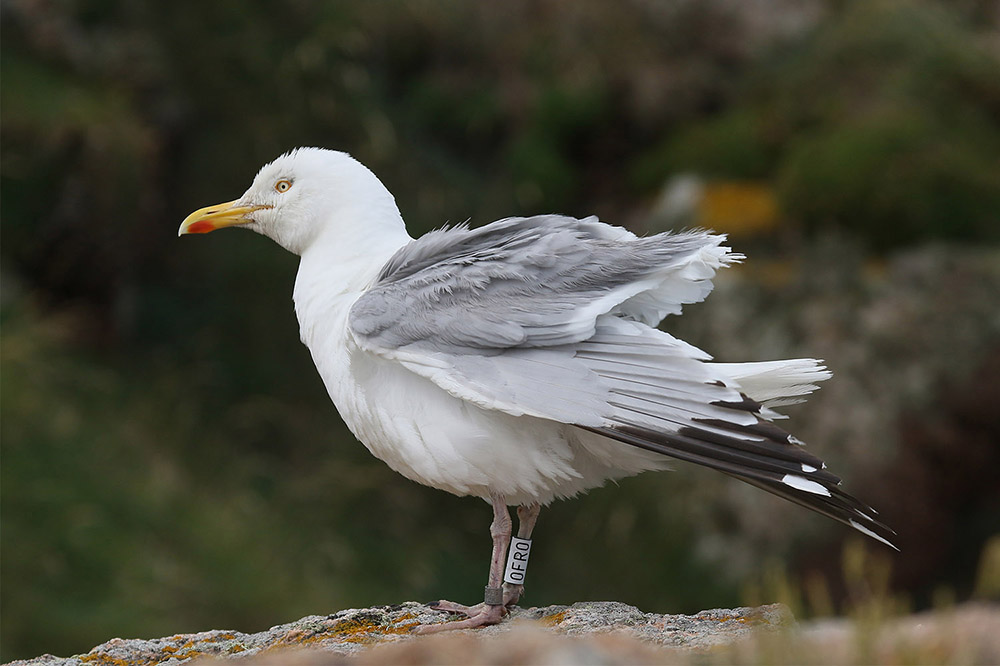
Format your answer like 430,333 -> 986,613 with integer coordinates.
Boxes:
350,216 -> 739,352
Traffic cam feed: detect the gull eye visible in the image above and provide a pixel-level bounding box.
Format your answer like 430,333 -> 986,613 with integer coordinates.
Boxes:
274,179 -> 292,193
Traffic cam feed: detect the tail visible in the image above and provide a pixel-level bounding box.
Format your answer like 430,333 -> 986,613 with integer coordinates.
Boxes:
711,358 -> 832,412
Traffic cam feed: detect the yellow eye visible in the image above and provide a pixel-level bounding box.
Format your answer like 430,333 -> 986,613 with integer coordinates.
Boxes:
275,179 -> 292,193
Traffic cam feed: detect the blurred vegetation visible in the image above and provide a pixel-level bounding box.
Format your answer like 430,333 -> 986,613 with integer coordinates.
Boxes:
2,0 -> 999,661
635,1 -> 1000,249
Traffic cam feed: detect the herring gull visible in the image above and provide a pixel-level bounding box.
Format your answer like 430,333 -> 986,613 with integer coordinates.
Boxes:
178,147 -> 895,632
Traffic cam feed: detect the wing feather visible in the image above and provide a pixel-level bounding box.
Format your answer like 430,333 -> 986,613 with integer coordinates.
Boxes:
350,216 -> 740,353
578,424 -> 896,548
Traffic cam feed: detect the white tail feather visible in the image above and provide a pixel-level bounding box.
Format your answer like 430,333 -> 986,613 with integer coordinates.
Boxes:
711,359 -> 832,408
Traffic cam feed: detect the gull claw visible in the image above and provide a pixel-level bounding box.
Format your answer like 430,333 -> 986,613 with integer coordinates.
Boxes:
415,601 -> 506,634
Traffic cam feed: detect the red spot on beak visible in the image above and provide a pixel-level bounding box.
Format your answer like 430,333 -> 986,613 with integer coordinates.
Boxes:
187,220 -> 216,234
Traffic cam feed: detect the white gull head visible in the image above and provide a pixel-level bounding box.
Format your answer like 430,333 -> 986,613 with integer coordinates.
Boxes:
178,147 -> 405,256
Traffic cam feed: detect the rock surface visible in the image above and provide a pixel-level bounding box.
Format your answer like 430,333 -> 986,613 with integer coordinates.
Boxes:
11,601 -> 999,665
5,601 -> 790,665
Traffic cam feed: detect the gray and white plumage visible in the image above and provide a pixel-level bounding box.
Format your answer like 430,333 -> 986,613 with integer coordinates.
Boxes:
179,148 -> 896,572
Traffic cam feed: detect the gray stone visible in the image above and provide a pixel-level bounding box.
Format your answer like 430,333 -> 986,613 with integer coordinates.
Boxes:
3,601 -> 791,665
9,602 -> 999,665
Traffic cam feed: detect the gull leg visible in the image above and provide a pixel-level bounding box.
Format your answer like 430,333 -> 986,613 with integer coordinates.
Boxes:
503,502 -> 540,607
418,493 -> 512,633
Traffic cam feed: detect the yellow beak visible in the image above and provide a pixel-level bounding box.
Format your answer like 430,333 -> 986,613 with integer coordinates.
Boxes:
177,200 -> 271,236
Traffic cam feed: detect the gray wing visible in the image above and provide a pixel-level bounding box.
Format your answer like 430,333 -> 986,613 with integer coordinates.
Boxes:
350,215 -> 736,353
347,215 -> 895,547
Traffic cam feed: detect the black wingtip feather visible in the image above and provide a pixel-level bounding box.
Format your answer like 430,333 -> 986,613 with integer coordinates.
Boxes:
580,423 -> 897,549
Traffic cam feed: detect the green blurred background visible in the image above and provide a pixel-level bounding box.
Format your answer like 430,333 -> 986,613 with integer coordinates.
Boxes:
2,0 -> 999,660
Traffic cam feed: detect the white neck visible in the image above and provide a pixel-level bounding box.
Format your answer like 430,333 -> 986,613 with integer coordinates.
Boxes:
292,206 -> 412,350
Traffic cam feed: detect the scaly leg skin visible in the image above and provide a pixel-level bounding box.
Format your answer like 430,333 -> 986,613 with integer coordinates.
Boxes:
416,493 -> 512,634
503,502 -> 540,607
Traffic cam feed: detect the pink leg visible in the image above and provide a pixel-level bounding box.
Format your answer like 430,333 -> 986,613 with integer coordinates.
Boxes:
503,503 -> 540,606
416,493 -> 512,634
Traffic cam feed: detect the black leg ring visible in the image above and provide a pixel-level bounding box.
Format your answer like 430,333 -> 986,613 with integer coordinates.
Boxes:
484,586 -> 504,606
